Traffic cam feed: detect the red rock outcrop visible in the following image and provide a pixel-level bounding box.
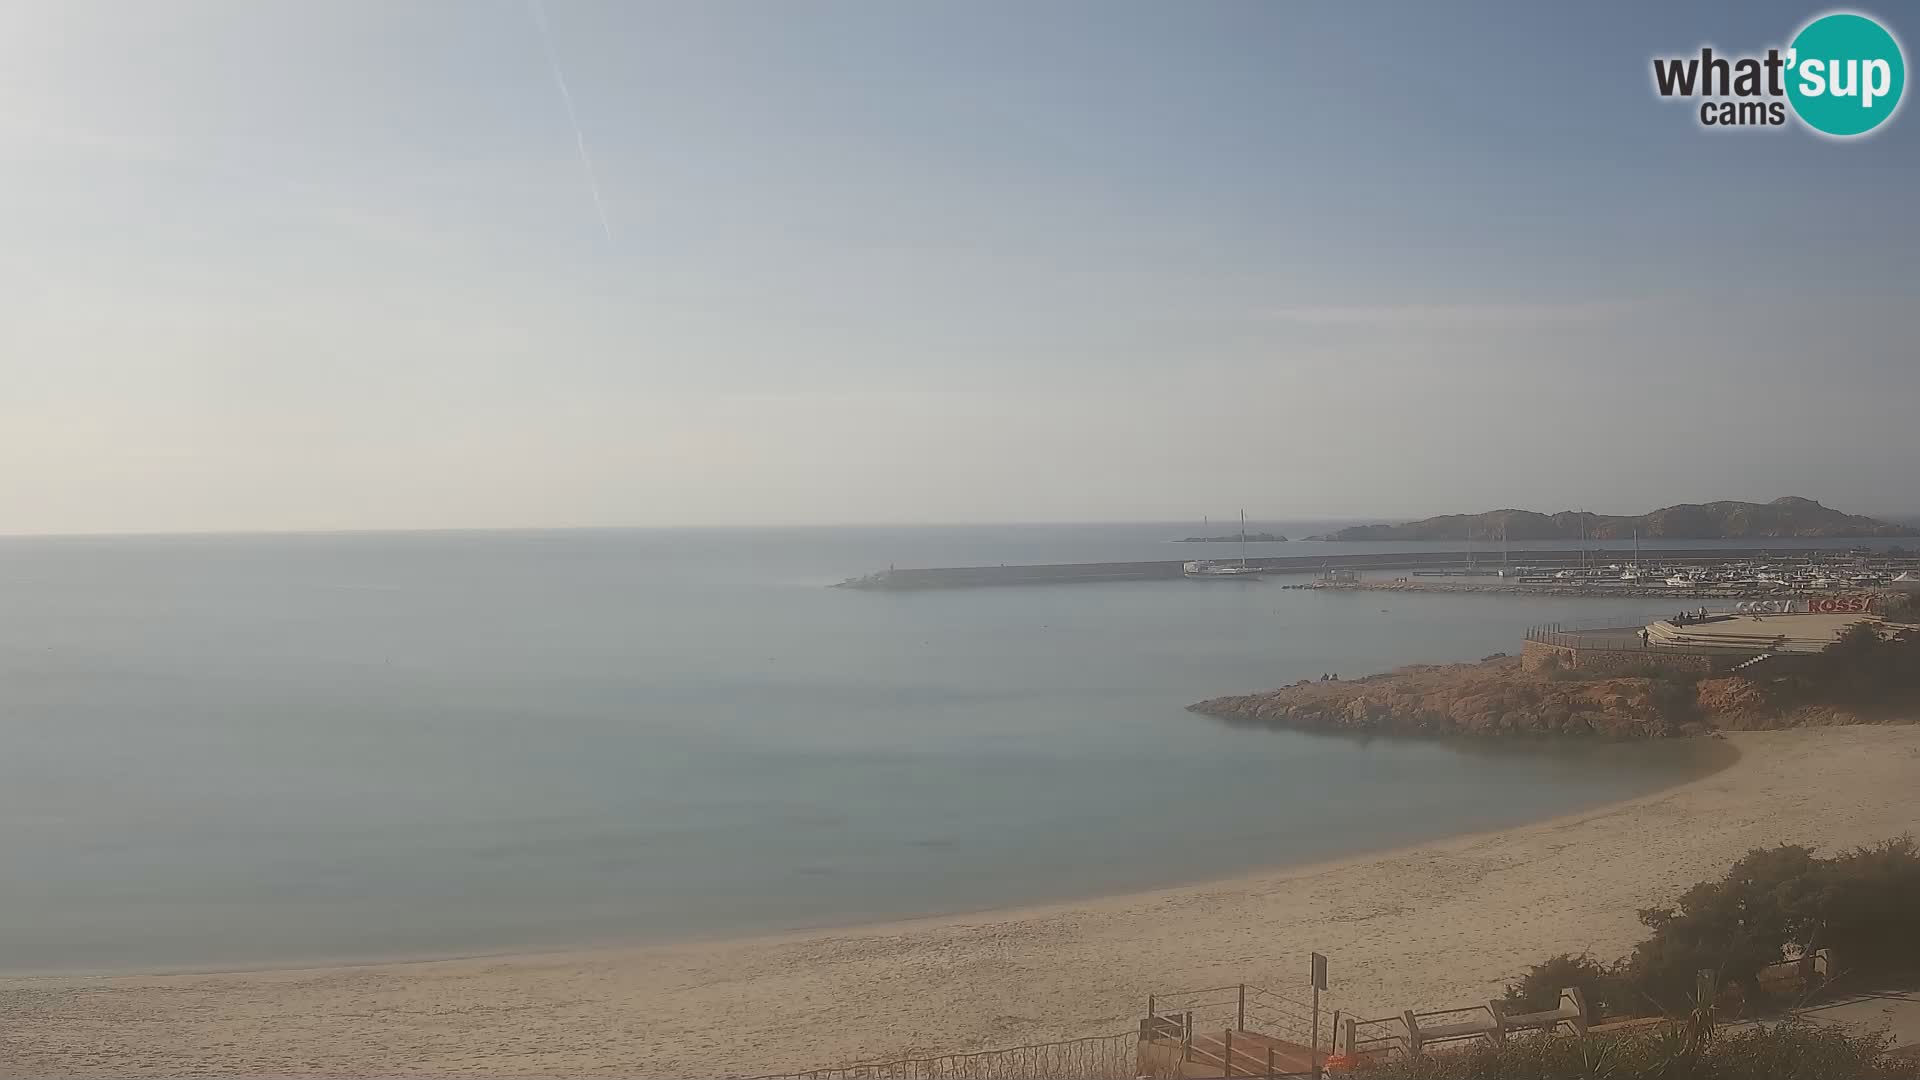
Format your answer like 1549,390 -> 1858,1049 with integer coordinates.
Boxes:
1189,657 -> 1682,738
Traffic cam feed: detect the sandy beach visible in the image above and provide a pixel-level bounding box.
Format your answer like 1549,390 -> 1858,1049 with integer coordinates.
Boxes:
3,724 -> 1917,1078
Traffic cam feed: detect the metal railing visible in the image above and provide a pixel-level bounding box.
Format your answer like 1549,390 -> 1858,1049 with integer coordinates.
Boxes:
1522,615 -> 1733,653
1145,982 -> 1319,1048
1341,1014 -> 1410,1064
1186,1029 -> 1314,1079
1405,1002 -> 1499,1054
1143,981 -> 1331,1077
740,1031 -> 1139,1080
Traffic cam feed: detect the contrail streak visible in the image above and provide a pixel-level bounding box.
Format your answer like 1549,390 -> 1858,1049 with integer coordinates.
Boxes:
529,0 -> 613,240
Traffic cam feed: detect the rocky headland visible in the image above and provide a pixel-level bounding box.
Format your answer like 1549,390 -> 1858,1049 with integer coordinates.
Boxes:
1188,654 -> 1899,739
1307,497 -> 1916,542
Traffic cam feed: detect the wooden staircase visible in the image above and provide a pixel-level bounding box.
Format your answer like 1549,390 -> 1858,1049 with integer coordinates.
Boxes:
1139,1025 -> 1318,1078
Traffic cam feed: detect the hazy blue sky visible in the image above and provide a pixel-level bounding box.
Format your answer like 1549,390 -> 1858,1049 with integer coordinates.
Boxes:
3,1 -> 1916,533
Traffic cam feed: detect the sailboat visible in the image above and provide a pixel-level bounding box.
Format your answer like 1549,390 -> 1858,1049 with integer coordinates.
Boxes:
1185,510 -> 1263,578
1620,531 -> 1644,581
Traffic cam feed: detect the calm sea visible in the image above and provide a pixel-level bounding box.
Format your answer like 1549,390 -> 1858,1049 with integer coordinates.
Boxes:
0,523 -> 1779,974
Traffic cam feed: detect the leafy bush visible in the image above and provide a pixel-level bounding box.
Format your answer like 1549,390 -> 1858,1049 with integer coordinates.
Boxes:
1501,953 -> 1619,1021
1504,836 -> 1920,1022
1645,673 -> 1704,731
1365,1021 -> 1918,1080
1814,836 -> 1920,978
1623,843 -> 1828,1014
1882,593 -> 1919,625
1774,624 -> 1920,706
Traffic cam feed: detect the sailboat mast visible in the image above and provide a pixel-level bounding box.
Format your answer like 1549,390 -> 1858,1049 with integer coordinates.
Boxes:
1239,509 -> 1247,568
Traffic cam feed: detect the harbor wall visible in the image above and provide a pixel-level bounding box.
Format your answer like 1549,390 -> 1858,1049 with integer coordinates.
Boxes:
842,546 -> 1880,590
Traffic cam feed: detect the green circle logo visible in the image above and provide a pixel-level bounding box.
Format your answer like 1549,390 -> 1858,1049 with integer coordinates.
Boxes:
1786,12 -> 1906,136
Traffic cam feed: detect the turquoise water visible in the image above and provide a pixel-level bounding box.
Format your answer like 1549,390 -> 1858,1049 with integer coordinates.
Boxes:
0,525 -> 1733,974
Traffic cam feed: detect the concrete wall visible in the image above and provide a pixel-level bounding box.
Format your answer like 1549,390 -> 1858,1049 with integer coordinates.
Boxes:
1521,640 -> 1719,676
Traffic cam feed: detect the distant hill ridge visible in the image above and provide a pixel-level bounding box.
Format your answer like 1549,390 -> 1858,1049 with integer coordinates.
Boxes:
1307,497 -> 1917,541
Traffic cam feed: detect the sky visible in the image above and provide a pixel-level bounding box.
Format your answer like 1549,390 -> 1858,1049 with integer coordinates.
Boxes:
2,0 -> 1916,534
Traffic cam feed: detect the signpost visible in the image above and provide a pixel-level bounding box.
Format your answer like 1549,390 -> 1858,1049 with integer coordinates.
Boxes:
1311,953 -> 1328,1079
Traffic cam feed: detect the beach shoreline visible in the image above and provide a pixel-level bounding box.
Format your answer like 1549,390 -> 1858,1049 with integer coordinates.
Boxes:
0,732 -> 1733,985
4,725 -> 1917,1078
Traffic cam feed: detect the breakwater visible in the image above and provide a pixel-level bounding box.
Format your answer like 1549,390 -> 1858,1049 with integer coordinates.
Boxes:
1287,579 -> 1867,601
833,546 -> 1878,590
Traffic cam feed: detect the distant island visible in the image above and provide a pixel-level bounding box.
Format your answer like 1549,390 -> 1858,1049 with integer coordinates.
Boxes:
1304,497 -> 1916,541
1175,532 -> 1286,543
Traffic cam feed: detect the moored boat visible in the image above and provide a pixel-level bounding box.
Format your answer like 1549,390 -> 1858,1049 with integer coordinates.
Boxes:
1184,560 -> 1263,579
1186,509 -> 1262,579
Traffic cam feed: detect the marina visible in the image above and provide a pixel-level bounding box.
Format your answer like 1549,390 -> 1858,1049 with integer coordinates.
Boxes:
837,547 -> 1920,595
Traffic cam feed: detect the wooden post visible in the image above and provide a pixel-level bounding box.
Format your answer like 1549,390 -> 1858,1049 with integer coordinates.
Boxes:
1148,994 -> 1156,1020
1331,1010 -> 1342,1056
1403,1010 -> 1422,1058
1238,983 -> 1246,1032
1312,983 -> 1321,1078
1267,1046 -> 1276,1078
1224,1028 -> 1233,1077
1345,1018 -> 1357,1064
1184,1011 -> 1193,1062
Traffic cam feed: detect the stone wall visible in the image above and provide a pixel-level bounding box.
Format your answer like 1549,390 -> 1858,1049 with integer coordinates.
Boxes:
1520,639 -> 1719,676
1520,640 -> 1572,672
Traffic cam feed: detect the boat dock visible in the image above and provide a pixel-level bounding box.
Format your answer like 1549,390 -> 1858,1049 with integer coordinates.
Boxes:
834,547 -> 1912,590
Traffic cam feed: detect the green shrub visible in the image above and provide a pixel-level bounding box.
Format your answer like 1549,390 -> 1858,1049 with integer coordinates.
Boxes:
1504,836 -> 1920,1023
1776,624 -> 1920,706
1365,1021 -> 1918,1080
1622,844 -> 1828,1014
1646,674 -> 1703,731
1814,836 -> 1920,979
1501,953 -> 1620,1021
